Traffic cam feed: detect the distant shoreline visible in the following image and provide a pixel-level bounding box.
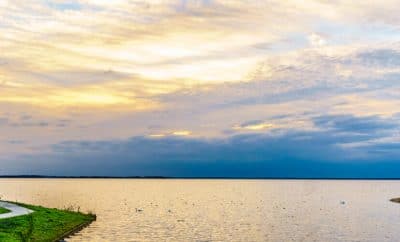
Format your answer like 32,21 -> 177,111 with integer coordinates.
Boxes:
2,175 -> 400,180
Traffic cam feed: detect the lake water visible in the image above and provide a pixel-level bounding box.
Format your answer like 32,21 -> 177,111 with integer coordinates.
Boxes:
1,179 -> 400,241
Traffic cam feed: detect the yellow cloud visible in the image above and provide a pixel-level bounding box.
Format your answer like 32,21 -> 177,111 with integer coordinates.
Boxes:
0,82 -> 160,111
148,130 -> 192,137
233,122 -> 274,131
1,0 -> 400,143
0,0 -> 308,88
148,134 -> 166,138
171,130 -> 192,136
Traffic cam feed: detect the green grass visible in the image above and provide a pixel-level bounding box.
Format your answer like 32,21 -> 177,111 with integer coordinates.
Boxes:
0,207 -> 10,215
0,202 -> 96,242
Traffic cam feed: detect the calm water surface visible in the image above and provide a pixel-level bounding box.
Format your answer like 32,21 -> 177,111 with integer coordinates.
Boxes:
1,179 -> 400,241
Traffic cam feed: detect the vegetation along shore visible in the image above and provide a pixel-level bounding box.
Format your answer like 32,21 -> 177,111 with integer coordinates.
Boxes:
0,201 -> 95,242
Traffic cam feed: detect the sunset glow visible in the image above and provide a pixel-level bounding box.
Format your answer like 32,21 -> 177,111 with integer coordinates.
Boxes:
1,0 -> 400,176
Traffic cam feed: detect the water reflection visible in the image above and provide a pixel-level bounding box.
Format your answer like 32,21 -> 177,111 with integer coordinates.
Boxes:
1,179 -> 400,241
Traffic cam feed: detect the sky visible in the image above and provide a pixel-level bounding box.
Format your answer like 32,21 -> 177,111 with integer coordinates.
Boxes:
1,0 -> 400,177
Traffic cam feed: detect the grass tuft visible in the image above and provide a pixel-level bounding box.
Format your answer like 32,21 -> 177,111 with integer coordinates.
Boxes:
0,207 -> 11,215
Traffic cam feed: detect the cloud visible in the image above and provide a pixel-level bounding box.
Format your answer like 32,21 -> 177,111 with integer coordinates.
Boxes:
233,120 -> 274,131
313,114 -> 399,133
308,33 -> 327,47
0,112 -> 73,128
2,1 -> 400,117
2,114 -> 399,177
0,118 -> 8,125
46,1 -> 82,11
171,130 -> 192,136
148,130 -> 193,137
2,1 -> 400,177
355,49 -> 400,67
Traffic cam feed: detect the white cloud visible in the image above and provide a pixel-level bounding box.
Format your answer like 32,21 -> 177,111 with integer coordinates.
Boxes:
308,33 -> 327,47
2,0 -> 400,161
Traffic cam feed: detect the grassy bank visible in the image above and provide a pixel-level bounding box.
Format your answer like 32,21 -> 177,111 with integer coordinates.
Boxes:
0,207 -> 10,215
0,202 -> 96,242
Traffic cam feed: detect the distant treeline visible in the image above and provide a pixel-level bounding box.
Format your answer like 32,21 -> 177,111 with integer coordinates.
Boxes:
0,175 -> 167,179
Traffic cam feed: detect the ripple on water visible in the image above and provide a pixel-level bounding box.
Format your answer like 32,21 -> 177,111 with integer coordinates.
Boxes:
0,179 -> 399,241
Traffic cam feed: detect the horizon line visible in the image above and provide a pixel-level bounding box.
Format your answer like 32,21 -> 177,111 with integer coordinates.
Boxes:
2,175 -> 400,180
